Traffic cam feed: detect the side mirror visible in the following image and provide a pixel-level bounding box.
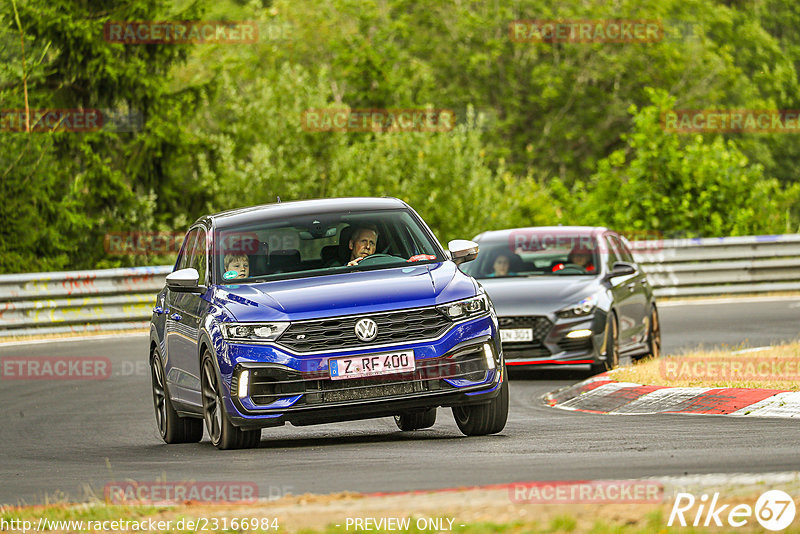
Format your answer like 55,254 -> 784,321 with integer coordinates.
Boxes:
448,239 -> 479,265
166,268 -> 204,293
605,261 -> 637,281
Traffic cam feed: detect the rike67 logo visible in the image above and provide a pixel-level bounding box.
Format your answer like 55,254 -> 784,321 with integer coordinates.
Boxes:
669,490 -> 796,531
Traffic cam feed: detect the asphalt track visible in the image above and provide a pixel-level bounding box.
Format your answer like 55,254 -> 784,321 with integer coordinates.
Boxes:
1,297 -> 799,505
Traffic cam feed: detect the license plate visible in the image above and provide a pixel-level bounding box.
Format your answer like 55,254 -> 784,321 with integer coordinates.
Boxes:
501,328 -> 533,342
329,350 -> 415,380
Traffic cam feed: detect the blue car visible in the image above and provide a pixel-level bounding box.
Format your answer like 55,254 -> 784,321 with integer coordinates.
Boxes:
149,198 -> 507,449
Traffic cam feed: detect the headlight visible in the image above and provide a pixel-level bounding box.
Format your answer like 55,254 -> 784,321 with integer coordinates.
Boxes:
556,295 -> 598,318
438,295 -> 489,321
221,322 -> 289,342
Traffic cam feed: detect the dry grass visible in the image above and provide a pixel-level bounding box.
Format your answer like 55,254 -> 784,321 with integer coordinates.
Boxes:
4,483 -> 800,533
612,343 -> 800,390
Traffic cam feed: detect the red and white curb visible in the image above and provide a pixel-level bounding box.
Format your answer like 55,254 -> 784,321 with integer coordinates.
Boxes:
544,374 -> 800,418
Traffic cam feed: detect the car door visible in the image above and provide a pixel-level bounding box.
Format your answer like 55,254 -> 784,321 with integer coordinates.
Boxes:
164,227 -> 206,407
604,234 -> 638,348
612,234 -> 649,345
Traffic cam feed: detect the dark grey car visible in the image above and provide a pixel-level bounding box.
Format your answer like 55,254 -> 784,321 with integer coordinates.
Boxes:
462,226 -> 660,373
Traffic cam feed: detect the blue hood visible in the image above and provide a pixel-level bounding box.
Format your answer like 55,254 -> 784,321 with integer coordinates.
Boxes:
213,262 -> 477,322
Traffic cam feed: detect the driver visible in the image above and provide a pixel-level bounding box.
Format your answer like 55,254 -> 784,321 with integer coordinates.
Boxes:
567,244 -> 595,272
346,225 -> 379,266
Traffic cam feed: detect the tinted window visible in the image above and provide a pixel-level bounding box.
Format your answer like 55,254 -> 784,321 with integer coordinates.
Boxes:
612,234 -> 634,262
190,228 -> 208,284
213,209 -> 443,283
604,236 -> 621,269
175,228 -> 199,272
464,232 -> 600,278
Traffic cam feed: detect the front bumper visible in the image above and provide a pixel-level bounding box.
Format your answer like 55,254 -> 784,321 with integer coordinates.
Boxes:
500,312 -> 607,368
216,315 -> 504,428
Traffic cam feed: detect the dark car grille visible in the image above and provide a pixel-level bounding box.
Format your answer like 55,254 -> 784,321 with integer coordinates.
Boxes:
498,316 -> 552,339
558,337 -> 594,352
238,345 -> 489,408
276,307 -> 452,353
498,315 -> 553,360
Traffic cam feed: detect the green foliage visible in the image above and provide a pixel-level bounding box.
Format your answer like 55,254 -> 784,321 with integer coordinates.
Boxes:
3,0 -> 800,273
556,88 -> 800,237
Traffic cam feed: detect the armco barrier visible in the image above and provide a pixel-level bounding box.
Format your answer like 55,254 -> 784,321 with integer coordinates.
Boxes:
632,234 -> 800,297
0,266 -> 170,337
0,234 -> 798,337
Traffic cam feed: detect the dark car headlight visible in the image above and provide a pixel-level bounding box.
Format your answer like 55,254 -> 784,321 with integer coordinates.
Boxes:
222,322 -> 289,342
438,295 -> 489,321
556,295 -> 598,318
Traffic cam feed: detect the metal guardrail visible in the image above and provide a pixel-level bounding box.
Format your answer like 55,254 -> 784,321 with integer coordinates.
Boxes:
0,266 -> 171,337
632,234 -> 800,297
0,234 -> 798,337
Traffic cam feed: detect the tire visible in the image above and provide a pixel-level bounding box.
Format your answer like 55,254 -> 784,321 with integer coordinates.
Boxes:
201,352 -> 261,450
394,408 -> 437,431
150,349 -> 202,444
644,306 -> 661,360
452,372 -> 509,436
592,312 -> 619,374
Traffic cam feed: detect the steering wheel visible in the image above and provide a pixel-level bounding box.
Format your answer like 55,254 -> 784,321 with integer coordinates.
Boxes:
554,263 -> 587,274
353,253 -> 402,267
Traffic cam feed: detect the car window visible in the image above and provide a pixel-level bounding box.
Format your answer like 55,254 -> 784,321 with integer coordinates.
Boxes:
190,228 -> 208,285
464,233 -> 600,278
213,208 -> 443,283
611,234 -> 634,262
175,228 -> 199,272
604,235 -> 621,268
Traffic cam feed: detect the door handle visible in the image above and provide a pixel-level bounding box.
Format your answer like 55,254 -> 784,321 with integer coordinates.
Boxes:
170,313 -> 182,321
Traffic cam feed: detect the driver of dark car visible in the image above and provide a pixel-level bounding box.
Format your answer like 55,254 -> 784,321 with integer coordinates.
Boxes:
567,245 -> 595,272
347,226 -> 378,266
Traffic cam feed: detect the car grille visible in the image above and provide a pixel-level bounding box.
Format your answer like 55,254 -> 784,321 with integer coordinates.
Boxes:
498,315 -> 553,360
276,307 -> 452,353
239,345 -> 489,408
558,337 -> 594,352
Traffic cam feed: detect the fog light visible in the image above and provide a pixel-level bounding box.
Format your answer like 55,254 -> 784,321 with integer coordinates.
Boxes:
483,343 -> 496,370
238,370 -> 250,398
566,329 -> 593,339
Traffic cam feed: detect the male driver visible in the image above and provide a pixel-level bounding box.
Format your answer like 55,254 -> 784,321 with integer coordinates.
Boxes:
346,225 -> 378,266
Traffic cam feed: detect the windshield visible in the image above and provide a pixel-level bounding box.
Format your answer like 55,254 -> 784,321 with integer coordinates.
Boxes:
213,208 -> 443,284
463,233 -> 600,279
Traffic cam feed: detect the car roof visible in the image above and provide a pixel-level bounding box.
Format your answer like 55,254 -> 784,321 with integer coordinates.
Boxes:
473,226 -> 612,241
195,197 -> 410,229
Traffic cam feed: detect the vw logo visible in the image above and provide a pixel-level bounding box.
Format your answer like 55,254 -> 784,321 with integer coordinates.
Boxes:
354,318 -> 378,342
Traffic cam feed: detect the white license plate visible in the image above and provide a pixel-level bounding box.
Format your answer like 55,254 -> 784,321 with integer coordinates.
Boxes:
500,328 -> 533,342
329,350 -> 415,380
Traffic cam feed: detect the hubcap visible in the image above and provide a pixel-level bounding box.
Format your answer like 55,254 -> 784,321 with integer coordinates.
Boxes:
606,319 -> 619,369
151,355 -> 167,436
651,310 -> 661,358
202,359 -> 222,444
